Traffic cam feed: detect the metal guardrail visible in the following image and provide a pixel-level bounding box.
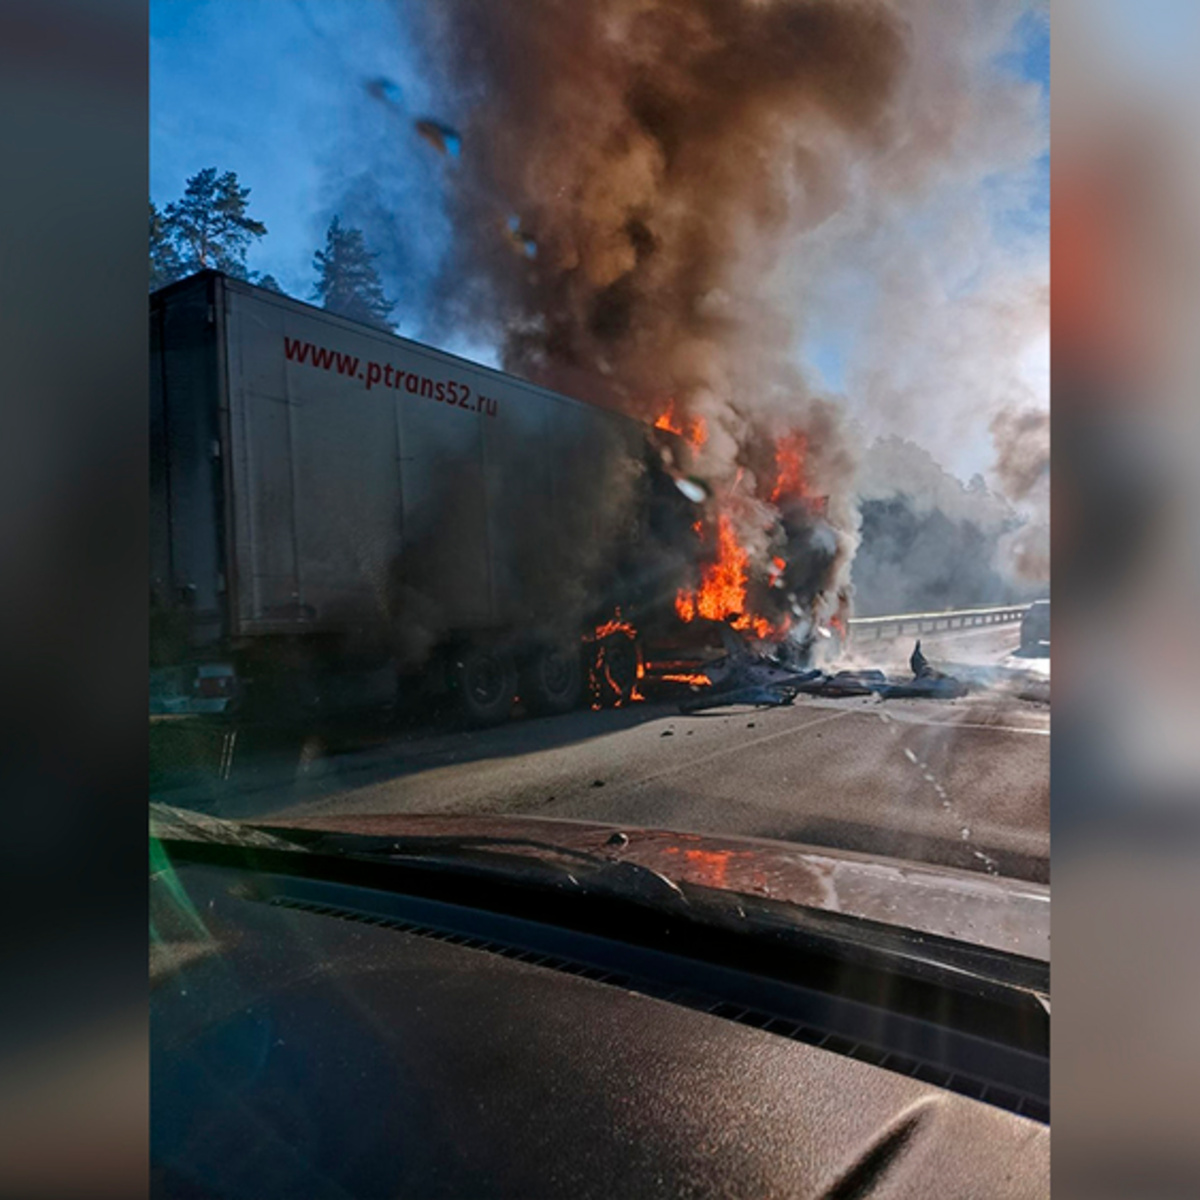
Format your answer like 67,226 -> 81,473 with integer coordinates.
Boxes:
847,603 -> 1030,642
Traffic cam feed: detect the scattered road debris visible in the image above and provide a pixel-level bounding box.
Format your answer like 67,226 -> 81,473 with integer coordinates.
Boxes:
671,634 -> 983,712
873,640 -> 969,699
679,684 -> 798,713
818,670 -> 887,698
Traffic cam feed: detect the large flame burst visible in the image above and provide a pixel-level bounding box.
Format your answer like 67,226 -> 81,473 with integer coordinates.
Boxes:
660,403 -> 827,644
674,515 -> 774,640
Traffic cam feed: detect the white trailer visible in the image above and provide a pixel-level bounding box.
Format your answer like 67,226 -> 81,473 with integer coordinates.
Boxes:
151,271 -> 662,722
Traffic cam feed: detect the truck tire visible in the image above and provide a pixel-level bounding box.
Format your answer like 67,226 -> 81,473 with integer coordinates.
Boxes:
453,645 -> 518,726
522,644 -> 583,716
591,632 -> 639,707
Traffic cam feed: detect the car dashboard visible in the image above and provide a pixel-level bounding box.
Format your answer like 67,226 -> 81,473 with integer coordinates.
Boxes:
152,844 -> 1048,1199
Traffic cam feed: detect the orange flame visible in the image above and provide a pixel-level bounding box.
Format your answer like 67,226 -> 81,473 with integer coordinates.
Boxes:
653,406 -> 680,435
631,645 -> 646,701
592,611 -> 636,640
673,515 -> 773,639
586,608 -> 645,706
706,515 -> 750,621
769,432 -> 808,503
653,399 -> 707,448
731,612 -> 773,639
661,672 -> 712,686
673,515 -> 782,640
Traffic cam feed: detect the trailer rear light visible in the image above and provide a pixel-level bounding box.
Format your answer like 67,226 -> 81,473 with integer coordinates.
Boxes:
194,664 -> 237,699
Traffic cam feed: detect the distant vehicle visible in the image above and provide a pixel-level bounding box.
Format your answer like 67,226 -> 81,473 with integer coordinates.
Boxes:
151,271 -> 694,724
1018,599 -> 1050,655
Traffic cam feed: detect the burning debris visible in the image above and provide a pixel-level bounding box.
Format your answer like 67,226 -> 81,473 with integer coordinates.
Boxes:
646,394 -> 852,663
675,641 -> 816,714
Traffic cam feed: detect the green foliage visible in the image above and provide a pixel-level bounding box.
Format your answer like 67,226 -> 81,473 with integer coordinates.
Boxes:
149,201 -> 182,291
150,168 -> 269,290
312,217 -> 395,330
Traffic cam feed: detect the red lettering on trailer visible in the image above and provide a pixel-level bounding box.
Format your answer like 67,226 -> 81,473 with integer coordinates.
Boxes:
283,337 -> 309,363
281,335 -> 498,418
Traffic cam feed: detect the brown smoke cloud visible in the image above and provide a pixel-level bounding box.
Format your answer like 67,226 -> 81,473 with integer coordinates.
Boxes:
425,0 -> 906,410
404,0 -> 914,619
989,405 -> 1049,584
392,0 -> 1045,619
1005,520 -> 1049,583
990,405 -> 1050,501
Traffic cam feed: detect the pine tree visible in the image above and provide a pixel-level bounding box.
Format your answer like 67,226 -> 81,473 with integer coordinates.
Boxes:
312,217 -> 395,330
149,201 -> 183,290
162,168 -> 267,278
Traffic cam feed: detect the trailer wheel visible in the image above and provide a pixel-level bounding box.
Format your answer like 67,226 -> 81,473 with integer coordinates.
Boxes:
453,645 -> 518,726
591,632 -> 639,707
522,644 -> 583,716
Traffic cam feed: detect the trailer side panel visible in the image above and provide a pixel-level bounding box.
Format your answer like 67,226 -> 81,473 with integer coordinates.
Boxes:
217,277 -> 645,651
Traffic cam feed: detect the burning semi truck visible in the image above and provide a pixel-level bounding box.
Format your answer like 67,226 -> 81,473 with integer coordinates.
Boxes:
151,272 -> 847,723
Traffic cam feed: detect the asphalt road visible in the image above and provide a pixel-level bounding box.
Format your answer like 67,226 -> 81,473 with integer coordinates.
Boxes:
154,621 -> 1048,881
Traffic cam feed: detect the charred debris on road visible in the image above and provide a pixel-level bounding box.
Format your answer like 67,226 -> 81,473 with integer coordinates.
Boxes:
662,630 -> 1046,714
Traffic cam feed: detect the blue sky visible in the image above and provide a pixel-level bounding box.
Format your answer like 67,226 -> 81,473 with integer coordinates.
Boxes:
152,0 -> 1049,481
151,1 -> 453,320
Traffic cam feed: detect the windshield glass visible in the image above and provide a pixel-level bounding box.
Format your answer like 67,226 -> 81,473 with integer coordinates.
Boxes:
150,0 -> 1049,949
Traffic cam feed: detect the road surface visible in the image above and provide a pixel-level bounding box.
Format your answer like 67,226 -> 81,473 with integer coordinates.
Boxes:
152,622 -> 1049,882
